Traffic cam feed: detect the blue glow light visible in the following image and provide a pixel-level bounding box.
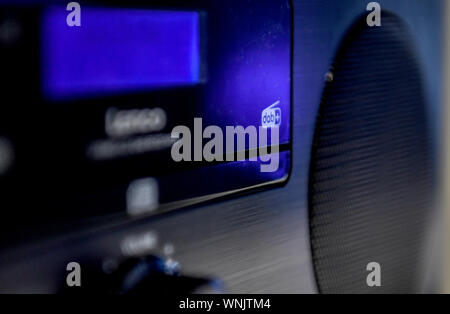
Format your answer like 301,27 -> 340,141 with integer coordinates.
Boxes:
41,7 -> 200,100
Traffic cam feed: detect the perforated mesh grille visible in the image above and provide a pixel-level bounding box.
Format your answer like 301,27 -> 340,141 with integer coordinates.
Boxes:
308,12 -> 433,294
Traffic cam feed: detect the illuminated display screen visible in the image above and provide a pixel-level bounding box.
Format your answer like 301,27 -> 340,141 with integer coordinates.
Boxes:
41,7 -> 201,100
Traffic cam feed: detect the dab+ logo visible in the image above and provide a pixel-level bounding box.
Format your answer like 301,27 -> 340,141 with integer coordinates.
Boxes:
262,101 -> 282,128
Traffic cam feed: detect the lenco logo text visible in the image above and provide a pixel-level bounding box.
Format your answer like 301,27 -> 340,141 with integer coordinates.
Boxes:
105,107 -> 167,138
262,101 -> 281,128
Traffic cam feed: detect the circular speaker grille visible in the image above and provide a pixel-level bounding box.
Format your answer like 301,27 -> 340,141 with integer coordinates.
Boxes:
308,12 -> 433,294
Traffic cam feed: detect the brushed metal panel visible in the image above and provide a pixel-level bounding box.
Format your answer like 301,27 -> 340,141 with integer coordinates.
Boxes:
0,0 -> 443,293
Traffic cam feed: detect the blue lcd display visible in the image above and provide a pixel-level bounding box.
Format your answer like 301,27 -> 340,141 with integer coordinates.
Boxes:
41,7 -> 200,100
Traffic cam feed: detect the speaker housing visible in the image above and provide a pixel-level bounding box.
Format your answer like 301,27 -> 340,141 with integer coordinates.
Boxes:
0,0 -> 443,293
308,11 -> 434,294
